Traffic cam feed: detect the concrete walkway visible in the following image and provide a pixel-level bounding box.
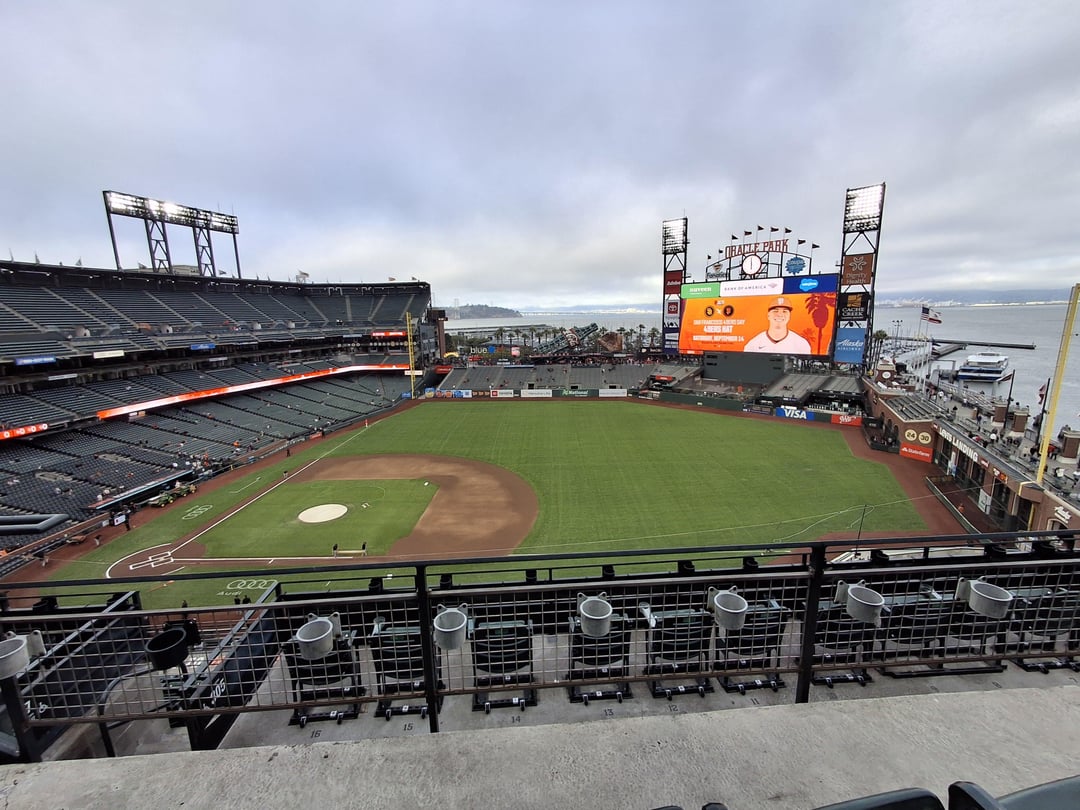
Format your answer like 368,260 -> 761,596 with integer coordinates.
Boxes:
2,685 -> 1078,810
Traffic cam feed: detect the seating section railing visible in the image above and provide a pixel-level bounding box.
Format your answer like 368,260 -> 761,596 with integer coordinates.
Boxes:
0,534 -> 1076,762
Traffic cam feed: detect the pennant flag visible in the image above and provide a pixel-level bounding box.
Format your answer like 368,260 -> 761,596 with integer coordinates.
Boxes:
783,227 -> 792,233
388,276 -> 397,281
797,239 -> 806,245
769,226 -> 779,233
743,230 -> 752,236
811,243 -> 820,249
756,225 -> 764,231
730,234 -> 738,241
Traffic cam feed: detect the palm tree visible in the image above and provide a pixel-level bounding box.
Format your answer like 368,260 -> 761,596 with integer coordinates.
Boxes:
870,329 -> 889,369
638,324 -> 646,351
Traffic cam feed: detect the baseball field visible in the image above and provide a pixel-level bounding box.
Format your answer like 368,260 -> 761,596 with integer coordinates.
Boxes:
37,400 -> 940,608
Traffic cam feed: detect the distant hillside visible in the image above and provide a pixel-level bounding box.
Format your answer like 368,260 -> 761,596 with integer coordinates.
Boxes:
447,304 -> 523,319
875,288 -> 1071,306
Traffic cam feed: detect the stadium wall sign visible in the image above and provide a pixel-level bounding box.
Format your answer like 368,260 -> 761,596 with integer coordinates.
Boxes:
96,363 -> 410,420
900,443 -> 932,462
725,239 -> 790,259
0,423 -> 50,441
775,406 -> 815,421
830,414 -> 863,426
14,355 -> 56,366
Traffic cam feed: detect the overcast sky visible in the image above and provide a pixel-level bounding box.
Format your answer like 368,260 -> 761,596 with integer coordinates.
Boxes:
2,1 -> 1078,309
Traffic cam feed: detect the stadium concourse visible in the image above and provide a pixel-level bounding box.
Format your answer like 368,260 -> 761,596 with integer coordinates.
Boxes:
4,687 -> 1080,809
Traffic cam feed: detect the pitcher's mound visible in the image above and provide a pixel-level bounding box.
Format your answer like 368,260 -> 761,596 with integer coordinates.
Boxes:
298,504 -> 348,523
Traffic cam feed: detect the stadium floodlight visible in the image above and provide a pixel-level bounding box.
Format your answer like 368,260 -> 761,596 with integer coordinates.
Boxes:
104,191 -> 239,235
661,217 -> 688,255
843,183 -> 885,233
103,190 -> 242,278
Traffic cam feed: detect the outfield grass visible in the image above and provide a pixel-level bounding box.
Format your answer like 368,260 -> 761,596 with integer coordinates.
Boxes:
341,401 -> 925,550
46,400 -> 927,607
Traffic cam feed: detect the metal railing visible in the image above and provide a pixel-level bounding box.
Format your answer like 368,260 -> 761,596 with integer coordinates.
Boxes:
0,530 -> 1076,761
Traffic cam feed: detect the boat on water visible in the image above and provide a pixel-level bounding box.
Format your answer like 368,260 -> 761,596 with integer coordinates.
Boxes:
956,351 -> 1011,382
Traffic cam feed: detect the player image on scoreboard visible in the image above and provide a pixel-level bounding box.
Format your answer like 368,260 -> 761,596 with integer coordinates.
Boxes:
677,275 -> 838,357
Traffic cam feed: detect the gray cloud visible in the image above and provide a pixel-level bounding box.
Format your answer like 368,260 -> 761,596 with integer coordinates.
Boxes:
2,0 -> 1078,307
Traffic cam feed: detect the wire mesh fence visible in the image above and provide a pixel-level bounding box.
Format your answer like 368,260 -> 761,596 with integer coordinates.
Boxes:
0,533 -> 1077,760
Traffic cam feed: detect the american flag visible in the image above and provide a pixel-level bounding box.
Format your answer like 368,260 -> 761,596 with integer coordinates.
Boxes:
920,306 -> 942,324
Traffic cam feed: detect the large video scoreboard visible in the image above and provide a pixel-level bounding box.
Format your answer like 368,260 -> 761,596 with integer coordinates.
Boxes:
677,274 -> 839,357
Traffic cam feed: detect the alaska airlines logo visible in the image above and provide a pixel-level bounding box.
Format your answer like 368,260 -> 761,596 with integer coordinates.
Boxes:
837,337 -> 865,349
798,278 -> 819,292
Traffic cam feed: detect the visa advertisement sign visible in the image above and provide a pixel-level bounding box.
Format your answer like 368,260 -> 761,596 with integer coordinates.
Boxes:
678,274 -> 838,357
833,327 -> 866,364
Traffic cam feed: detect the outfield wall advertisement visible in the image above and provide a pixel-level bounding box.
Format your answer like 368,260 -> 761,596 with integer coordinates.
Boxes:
678,274 -> 838,356
428,389 -> 628,399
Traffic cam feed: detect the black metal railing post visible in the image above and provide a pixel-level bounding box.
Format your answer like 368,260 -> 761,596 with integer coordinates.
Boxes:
795,544 -> 828,703
414,565 -> 441,733
1,675 -> 40,762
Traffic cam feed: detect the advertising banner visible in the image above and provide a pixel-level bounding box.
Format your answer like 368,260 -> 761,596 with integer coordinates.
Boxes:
14,355 -> 56,366
490,389 -> 514,398
664,270 -> 684,292
774,405 -> 816,421
520,389 -> 553,398
598,389 -> 628,398
681,282 -> 721,299
678,274 -> 838,356
841,253 -> 875,286
0,423 -> 49,441
830,413 -> 863,426
900,443 -> 933,462
833,327 -> 867,364
838,291 -> 871,320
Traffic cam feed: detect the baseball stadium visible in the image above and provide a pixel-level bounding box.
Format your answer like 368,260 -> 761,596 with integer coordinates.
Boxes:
0,187 -> 1078,809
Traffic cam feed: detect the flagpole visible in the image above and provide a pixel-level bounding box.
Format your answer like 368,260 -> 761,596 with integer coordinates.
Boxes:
1035,377 -> 1051,447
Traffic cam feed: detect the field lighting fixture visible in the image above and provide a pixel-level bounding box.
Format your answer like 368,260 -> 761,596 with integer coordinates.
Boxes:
661,217 -> 688,255
104,192 -> 239,233
103,190 -> 242,278
843,183 -> 886,233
